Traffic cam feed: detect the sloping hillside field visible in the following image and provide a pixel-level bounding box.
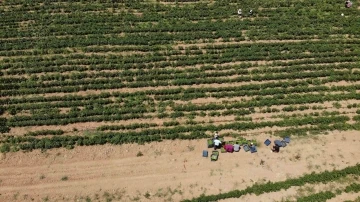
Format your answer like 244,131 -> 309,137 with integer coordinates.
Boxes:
1,0 -> 360,201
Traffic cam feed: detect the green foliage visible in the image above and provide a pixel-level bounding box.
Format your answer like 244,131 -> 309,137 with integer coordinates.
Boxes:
0,114 -> 354,152
24,130 -> 64,136
0,106 -> 5,115
296,191 -> 336,202
1,0 -> 360,153
0,144 -> 10,153
61,176 -> 68,181
345,183 -> 360,193
0,118 -> 10,133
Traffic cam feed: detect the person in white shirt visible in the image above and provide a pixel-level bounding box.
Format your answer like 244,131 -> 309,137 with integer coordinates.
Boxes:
213,139 -> 222,150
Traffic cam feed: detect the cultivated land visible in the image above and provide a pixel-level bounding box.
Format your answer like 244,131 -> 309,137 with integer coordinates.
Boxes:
1,0 -> 360,201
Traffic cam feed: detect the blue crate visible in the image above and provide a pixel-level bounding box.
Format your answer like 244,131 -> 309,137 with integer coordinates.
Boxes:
284,137 -> 290,143
264,139 -> 271,146
203,150 -> 208,157
250,146 -> 257,153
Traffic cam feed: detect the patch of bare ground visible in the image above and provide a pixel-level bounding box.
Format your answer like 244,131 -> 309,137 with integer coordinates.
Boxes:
81,50 -> 147,57
4,112 -> 235,137
3,88 -> 359,136
173,90 -> 348,107
3,92 -> 357,135
0,51 -> 144,64
223,175 -> 360,202
0,60 -> 263,77
4,116 -> 321,140
325,80 -> 360,87
329,34 -> 357,38
5,56 -> 332,78
0,81 -> 268,100
156,1 -> 195,6
5,117 -> 163,137
0,75 -> 336,100
4,105 -> 337,137
0,131 -> 360,202
17,20 -> 35,29
206,61 -> 359,73
3,71 -> 359,101
267,99 -> 360,112
176,56 -> 355,70
4,53 -> 357,78
174,38 -> 321,48
0,34 -> 88,42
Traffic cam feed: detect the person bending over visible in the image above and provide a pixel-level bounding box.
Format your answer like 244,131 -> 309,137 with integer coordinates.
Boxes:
272,145 -> 280,153
213,139 -> 222,150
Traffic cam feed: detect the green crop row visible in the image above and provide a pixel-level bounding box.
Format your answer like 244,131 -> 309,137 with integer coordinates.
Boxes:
0,79 -> 336,105
2,44 -> 358,73
345,183 -> 360,193
97,123 -> 158,131
1,115 -> 350,150
7,113 -> 146,127
296,191 -> 336,202
3,69 -> 360,97
1,1 -> 358,43
3,60 -> 358,86
2,42 -> 358,73
295,182 -> 360,202
24,130 -> 64,137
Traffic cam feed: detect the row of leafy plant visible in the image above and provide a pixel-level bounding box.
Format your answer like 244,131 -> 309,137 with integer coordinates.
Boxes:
0,115 -> 352,152
0,75 -> 356,109
3,91 -> 358,127
3,69 -> 360,97
2,39 -> 358,72
0,78 -> 348,106
24,129 -> 64,137
5,89 -> 355,126
1,1 -> 358,44
3,61 -> 358,85
2,42 -> 358,72
295,182 -> 360,202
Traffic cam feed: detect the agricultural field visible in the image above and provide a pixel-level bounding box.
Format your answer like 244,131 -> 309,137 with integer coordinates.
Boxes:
1,0 -> 360,201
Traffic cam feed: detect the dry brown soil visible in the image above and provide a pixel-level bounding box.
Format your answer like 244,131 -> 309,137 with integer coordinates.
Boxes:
1,131 -> 360,202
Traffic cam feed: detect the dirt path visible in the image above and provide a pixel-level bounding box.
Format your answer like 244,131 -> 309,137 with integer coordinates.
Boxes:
1,131 -> 360,202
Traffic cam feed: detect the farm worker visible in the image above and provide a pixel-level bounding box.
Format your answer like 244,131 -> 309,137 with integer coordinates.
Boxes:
345,0 -> 352,8
213,139 -> 222,150
214,131 -> 219,139
233,143 -> 240,152
271,145 -> 280,153
249,9 -> 253,15
237,9 -> 242,15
